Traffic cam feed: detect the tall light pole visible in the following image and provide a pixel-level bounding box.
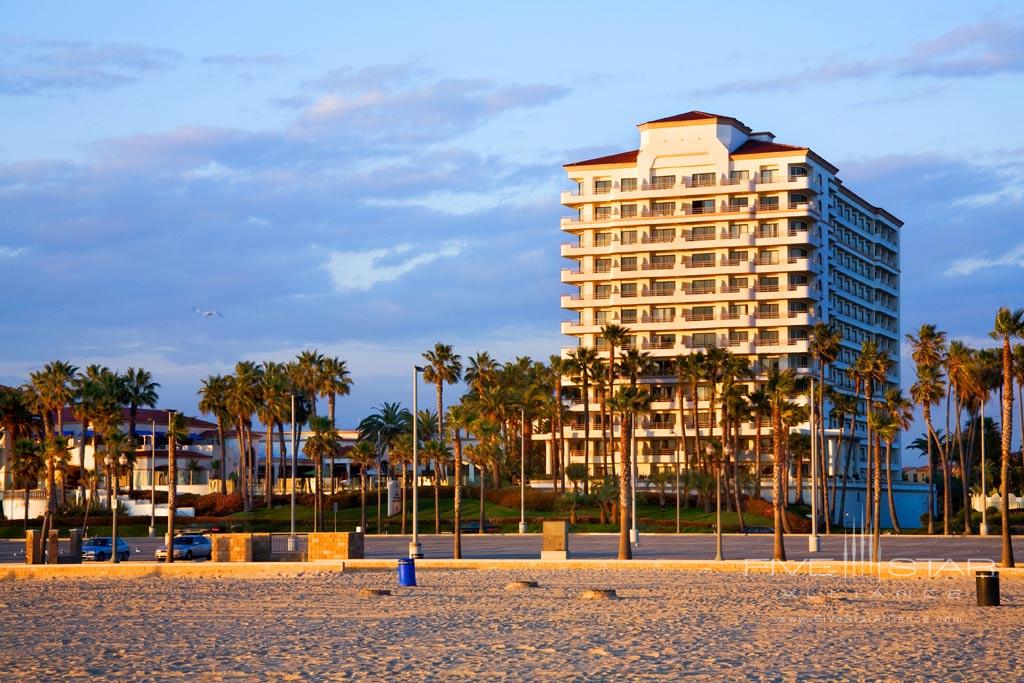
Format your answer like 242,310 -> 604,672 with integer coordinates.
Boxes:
111,453 -> 127,563
519,408 -> 527,534
288,393 -> 297,552
410,366 -> 424,558
980,399 -> 988,536
809,376 -> 820,552
148,420 -> 156,538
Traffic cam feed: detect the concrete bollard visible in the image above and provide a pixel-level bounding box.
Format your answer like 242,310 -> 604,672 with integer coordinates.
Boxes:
541,520 -> 569,560
25,530 -> 42,565
46,530 -> 59,565
69,529 -> 83,564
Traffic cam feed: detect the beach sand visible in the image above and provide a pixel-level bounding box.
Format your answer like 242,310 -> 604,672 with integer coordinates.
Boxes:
1,569 -> 1020,680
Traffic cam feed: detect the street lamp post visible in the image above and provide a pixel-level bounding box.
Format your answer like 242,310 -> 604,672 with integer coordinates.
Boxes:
111,453 -> 127,563
410,366 -> 424,558
809,377 -> 820,552
148,420 -> 156,538
288,393 -> 297,552
980,399 -> 988,536
519,408 -> 527,534
707,441 -> 722,561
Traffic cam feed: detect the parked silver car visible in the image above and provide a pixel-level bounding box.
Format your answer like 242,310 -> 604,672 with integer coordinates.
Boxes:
154,534 -> 212,561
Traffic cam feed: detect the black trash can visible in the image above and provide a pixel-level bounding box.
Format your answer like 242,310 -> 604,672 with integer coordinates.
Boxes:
976,570 -> 999,607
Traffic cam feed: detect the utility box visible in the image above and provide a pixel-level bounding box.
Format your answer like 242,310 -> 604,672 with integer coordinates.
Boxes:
541,520 -> 569,560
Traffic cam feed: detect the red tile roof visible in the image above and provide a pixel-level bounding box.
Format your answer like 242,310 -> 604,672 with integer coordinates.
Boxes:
641,110 -> 751,131
731,139 -> 807,155
564,149 -> 640,168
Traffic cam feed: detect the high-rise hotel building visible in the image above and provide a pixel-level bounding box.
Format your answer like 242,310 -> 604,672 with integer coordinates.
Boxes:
552,111 -> 901,482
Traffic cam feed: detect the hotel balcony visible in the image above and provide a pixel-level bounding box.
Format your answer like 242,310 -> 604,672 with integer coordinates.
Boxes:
559,173 -> 811,207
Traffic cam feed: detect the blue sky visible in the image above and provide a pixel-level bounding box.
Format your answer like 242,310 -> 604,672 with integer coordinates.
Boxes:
2,2 -> 1023,458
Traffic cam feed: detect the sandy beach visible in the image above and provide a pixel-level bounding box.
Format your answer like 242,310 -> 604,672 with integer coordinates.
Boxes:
1,568 -> 1020,680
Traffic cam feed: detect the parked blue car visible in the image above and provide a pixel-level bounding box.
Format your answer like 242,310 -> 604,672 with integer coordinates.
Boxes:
155,534 -> 212,561
82,537 -> 131,562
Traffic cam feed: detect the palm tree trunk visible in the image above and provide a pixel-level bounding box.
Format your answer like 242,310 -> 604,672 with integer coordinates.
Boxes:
400,460 -> 407,535
772,405 -> 786,561
955,401 -> 971,534
553,382 -> 563,493
276,421 -> 286,480
754,415 -> 763,501
872,434 -> 882,562
479,464 -> 486,534
453,431 -> 462,559
237,417 -> 248,511
218,418 -> 228,483
167,438 -> 176,563
617,411 -> 632,560
834,423 -> 848,526
924,406 -> 935,534
265,428 -> 273,508
885,440 -> 901,533
731,417 -> 744,531
582,378 -> 591,494
1000,338 -> 1015,568
360,470 -> 367,532
314,459 -> 322,532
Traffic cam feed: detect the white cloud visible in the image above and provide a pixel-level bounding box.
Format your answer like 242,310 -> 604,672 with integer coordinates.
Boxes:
324,240 -> 467,292
0,245 -> 27,258
944,243 -> 1024,276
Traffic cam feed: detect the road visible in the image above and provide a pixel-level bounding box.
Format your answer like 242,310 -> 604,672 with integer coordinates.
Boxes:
2,533 -> 1020,564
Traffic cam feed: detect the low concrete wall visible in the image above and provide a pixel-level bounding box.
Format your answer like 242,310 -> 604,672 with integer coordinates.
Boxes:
307,532 -> 364,560
541,521 -> 569,560
0,561 -> 345,581
211,533 -> 254,562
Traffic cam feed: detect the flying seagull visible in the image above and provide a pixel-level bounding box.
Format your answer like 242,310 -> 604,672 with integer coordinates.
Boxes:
193,306 -> 223,319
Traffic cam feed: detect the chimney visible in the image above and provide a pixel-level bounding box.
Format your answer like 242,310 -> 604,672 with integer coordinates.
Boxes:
748,131 -> 775,142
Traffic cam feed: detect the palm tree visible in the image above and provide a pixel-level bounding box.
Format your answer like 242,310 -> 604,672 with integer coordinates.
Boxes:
991,307 -> 1023,568
867,409 -> 894,560
809,323 -> 841,513
228,361 -> 262,511
567,346 -> 598,492
198,375 -> 231,484
1013,343 -> 1024,493
422,342 -> 462,534
292,350 -> 326,416
304,415 -> 340,532
349,440 -> 377,533
748,387 -> 770,499
27,361 -> 77,537
676,353 -> 706,491
606,385 -> 651,560
910,365 -> 948,534
830,391 -> 858,526
122,367 -> 160,450
601,323 -> 630,389
388,433 -> 414,534
447,403 -> 476,559
883,389 -> 913,534
547,355 -> 569,492
319,356 -> 353,494
10,438 -> 43,530
766,368 -> 800,561
78,469 -> 98,536
945,341 -> 973,534
165,411 -> 187,560
257,363 -> 291,506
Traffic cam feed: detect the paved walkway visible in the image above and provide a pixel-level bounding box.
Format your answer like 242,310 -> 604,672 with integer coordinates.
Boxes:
2,533 -> 1020,563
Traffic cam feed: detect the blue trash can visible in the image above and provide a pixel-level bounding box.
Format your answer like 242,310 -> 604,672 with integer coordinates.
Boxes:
398,558 -> 417,587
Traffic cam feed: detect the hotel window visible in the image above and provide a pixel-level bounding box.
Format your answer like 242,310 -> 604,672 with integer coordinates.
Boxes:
691,305 -> 714,321
652,281 -> 675,296
728,303 -> 749,316
729,169 -> 749,182
652,306 -> 674,322
621,309 -> 637,324
595,258 -> 612,273
651,201 -> 675,216
595,232 -> 612,246
726,250 -> 748,263
789,301 -> 809,314
621,256 -> 637,271
689,225 -> 715,241
621,204 -> 637,218
691,172 -> 716,187
692,332 -> 717,349
756,249 -> 779,265
595,285 -> 612,299
594,206 -> 612,219
723,223 -> 747,239
757,222 -> 779,238
757,276 -> 780,290
691,199 -> 715,214
621,177 -> 637,192
697,385 -> 712,401
788,165 -> 808,178
690,278 -> 715,294
594,310 -> 610,324
594,179 -> 612,194
756,331 -> 780,345
789,274 -> 808,286
651,174 -> 675,190
652,334 -> 676,349
759,196 -> 780,210
728,196 -> 750,210
759,169 -> 778,183
621,283 -> 637,298
650,227 -> 676,242
728,330 -> 749,345
789,193 -> 808,206
690,252 -> 715,268
789,220 -> 808,235
757,303 -> 779,318
621,229 -> 637,245
651,254 -> 675,269
728,277 -> 749,289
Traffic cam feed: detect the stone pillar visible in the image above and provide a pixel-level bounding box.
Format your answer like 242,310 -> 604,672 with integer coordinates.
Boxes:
541,520 -> 569,560
307,532 -> 365,560
25,530 -> 42,565
46,530 -> 59,565
69,529 -> 83,564
544,441 -> 553,477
